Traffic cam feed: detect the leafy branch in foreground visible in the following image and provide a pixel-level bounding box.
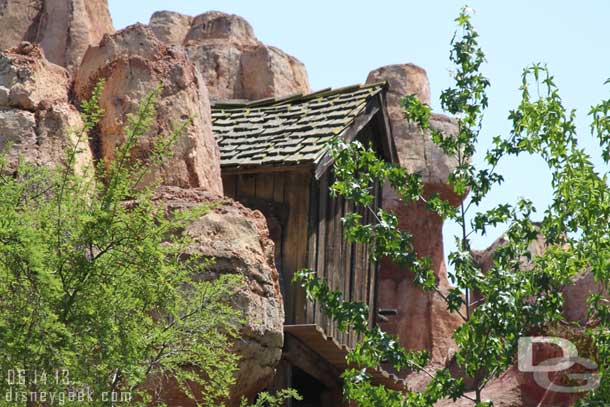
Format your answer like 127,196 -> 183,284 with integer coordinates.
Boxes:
297,5 -> 610,406
0,82 -> 243,407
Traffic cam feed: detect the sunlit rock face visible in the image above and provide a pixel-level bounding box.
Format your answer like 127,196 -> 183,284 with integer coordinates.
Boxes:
0,43 -> 93,174
0,0 -> 114,73
151,187 -> 284,407
74,24 -> 223,193
148,10 -> 311,100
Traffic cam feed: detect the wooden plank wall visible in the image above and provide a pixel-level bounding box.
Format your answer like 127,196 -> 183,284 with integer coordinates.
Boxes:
306,171 -> 379,349
222,164 -> 380,348
222,170 -> 311,325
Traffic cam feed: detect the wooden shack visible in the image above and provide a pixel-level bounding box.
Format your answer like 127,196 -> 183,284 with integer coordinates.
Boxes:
212,83 -> 401,406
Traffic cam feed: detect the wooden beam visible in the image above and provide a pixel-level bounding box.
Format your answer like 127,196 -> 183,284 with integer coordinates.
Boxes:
376,92 -> 399,165
282,334 -> 342,389
221,163 -> 313,176
284,324 -> 408,391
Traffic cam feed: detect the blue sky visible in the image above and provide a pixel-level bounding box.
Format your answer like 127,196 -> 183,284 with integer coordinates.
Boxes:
108,1 -> 610,253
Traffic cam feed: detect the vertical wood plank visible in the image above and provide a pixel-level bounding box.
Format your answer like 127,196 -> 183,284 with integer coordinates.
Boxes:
237,173 -> 256,199
305,176 -> 319,324
273,172 -> 285,203
283,171 -> 310,324
342,198 -> 354,347
255,173 -> 274,200
331,192 -> 346,341
350,203 -> 363,347
315,174 -> 329,330
369,180 -> 381,329
222,175 -> 237,199
324,176 -> 338,338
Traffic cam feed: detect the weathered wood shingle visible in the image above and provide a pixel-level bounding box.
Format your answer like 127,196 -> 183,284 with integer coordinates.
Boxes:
211,83 -> 386,169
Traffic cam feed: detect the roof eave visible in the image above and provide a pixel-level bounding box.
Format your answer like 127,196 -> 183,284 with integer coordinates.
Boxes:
313,88 -> 397,179
220,162 -> 315,176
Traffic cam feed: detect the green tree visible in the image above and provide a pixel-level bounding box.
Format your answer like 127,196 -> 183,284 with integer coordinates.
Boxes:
0,83 -> 242,407
296,6 -> 609,406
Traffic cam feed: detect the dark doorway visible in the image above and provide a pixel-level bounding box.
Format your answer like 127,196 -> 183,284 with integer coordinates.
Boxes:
292,366 -> 327,407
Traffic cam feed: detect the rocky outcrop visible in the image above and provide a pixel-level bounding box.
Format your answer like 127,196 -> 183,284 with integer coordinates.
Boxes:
74,24 -> 223,193
367,64 -> 459,203
0,0 -> 114,73
148,11 -> 310,100
0,42 -> 92,174
563,270 -> 606,324
366,65 -> 463,373
152,186 -> 284,406
149,11 -> 194,47
239,44 -> 311,100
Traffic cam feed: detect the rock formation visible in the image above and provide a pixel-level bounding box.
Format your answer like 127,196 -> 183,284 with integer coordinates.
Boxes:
366,64 -> 463,374
152,187 -> 284,406
0,8 -> 282,402
148,10 -> 310,100
0,42 -> 92,174
149,11 -> 193,47
74,24 -> 223,193
0,0 -> 114,72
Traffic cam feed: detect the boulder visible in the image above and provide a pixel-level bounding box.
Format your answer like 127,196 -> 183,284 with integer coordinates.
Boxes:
152,186 -> 284,406
367,63 -> 431,105
149,11 -> 310,100
0,42 -> 70,110
184,11 -> 257,45
186,41 -> 246,100
0,43 -> 92,174
149,11 -> 193,47
74,24 -> 223,194
240,45 -> 310,101
0,0 -> 114,72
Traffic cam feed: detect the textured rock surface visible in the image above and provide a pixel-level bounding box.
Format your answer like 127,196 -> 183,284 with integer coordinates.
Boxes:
367,65 -> 460,204
149,10 -> 193,47
563,270 -> 606,324
378,187 -> 463,371
185,11 -> 257,45
240,44 -> 310,100
367,64 -> 463,374
0,43 -> 92,173
0,0 -> 114,72
148,10 -> 310,100
74,24 -> 222,193
153,186 -> 284,406
367,63 -> 431,105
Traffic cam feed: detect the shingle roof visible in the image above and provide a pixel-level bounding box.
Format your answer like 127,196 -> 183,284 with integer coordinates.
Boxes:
211,83 -> 387,169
